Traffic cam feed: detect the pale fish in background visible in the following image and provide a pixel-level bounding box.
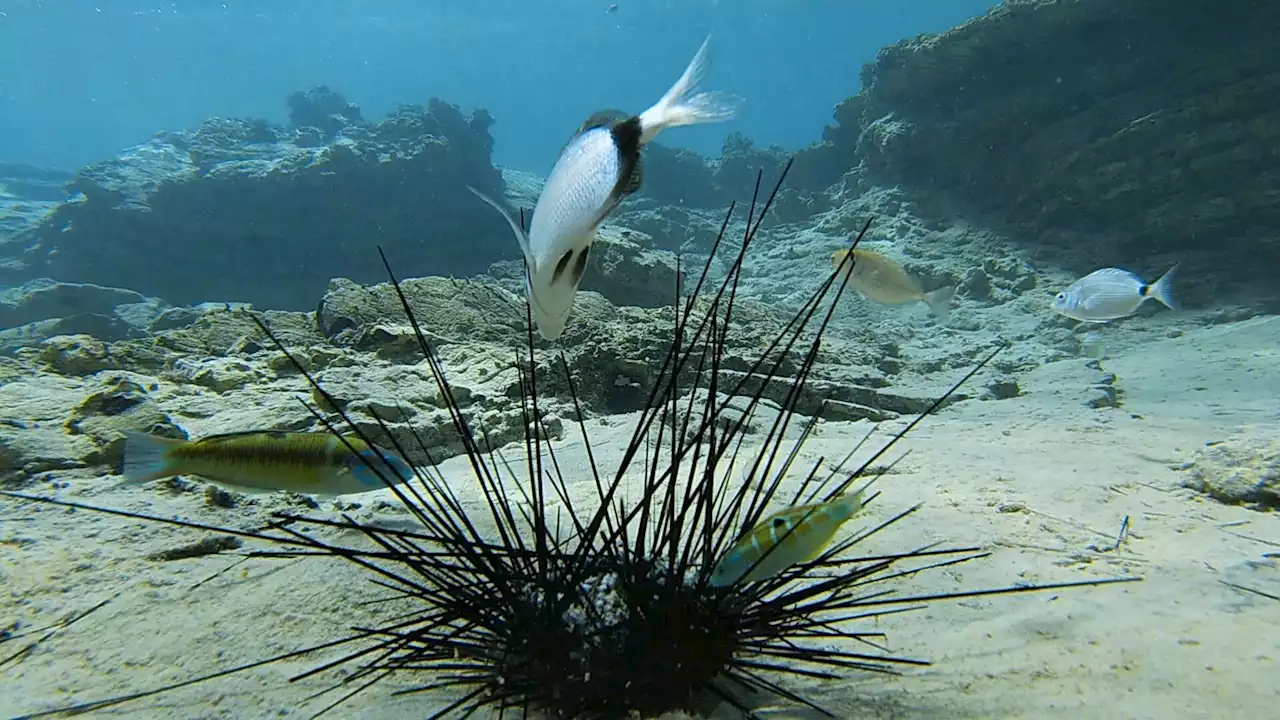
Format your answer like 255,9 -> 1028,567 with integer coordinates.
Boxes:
709,490 -> 868,587
830,248 -> 955,323
1051,265 -> 1178,323
470,34 -> 739,341
121,429 -> 415,496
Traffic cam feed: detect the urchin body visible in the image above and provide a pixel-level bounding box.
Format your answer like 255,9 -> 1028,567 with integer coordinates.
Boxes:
478,553 -> 741,718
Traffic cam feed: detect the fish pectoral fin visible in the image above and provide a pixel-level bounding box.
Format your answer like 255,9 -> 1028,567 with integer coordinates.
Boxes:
206,479 -> 280,496
560,109 -> 632,157
578,109 -> 632,135
467,186 -> 537,272
802,542 -> 831,564
583,196 -> 626,239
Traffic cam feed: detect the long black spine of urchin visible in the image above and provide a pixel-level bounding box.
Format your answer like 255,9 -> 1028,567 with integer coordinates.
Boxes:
1,160 -> 1142,720
0,595 -> 113,673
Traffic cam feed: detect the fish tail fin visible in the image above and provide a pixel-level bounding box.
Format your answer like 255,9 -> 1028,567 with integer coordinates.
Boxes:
121,431 -> 184,485
467,186 -> 536,272
1146,264 -> 1179,311
637,34 -> 741,145
923,285 -> 956,324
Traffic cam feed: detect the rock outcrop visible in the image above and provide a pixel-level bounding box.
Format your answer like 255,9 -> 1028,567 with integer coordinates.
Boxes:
0,269 -> 979,487
0,279 -> 166,352
481,226 -> 684,310
819,0 -> 1280,307
0,163 -> 70,282
1182,430 -> 1280,510
11,89 -> 507,310
633,133 -> 814,217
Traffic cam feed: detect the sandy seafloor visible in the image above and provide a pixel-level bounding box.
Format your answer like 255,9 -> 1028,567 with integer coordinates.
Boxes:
3,316 -> 1279,720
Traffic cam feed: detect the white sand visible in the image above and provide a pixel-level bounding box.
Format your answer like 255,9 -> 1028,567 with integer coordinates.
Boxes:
3,317 -> 1279,719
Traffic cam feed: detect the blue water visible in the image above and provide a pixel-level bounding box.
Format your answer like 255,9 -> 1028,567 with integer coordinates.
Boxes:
0,0 -> 996,173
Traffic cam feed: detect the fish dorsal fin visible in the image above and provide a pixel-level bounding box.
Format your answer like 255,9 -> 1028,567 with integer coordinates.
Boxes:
578,108 -> 631,134
467,186 -> 536,272
559,109 -> 632,156
196,429 -> 293,444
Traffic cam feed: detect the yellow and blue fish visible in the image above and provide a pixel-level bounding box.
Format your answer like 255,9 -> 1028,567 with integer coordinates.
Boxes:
121,429 -> 415,496
709,490 -> 868,587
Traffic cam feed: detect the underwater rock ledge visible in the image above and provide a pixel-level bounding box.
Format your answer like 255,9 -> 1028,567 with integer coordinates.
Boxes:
817,0 -> 1280,304
0,271 -> 975,487
14,89 -> 507,310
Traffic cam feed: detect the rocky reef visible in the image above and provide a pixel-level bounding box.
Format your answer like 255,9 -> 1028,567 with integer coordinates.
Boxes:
2,0 -> 1271,498
9,88 -> 507,310
5,0 -> 1273,315
0,279 -> 164,352
0,271 -> 995,489
817,0 -> 1279,308
0,163 -> 71,281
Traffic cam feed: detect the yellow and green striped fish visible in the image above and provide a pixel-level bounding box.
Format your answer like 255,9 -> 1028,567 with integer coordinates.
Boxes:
709,490 -> 868,587
121,429 -> 415,496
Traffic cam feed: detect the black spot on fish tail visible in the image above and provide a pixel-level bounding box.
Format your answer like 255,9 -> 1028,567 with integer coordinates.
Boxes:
621,154 -> 643,196
570,245 -> 591,286
551,249 -> 575,285
610,115 -> 644,199
1139,283 -> 1150,296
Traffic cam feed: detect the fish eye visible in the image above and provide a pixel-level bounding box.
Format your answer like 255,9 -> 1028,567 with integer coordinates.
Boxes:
1054,292 -> 1066,302
771,517 -> 787,529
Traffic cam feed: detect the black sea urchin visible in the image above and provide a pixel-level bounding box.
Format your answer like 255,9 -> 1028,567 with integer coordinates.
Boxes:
3,162 -> 1139,720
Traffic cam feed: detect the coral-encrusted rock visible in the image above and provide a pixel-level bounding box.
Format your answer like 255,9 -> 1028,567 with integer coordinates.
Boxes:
639,143 -> 723,208
632,135 -> 832,216
0,278 -> 152,326
316,276 -> 522,344
17,89 -> 507,310
579,227 -> 682,309
715,132 -> 790,204
817,0 -> 1280,305
287,86 -> 365,140
0,278 -> 157,358
63,376 -> 186,469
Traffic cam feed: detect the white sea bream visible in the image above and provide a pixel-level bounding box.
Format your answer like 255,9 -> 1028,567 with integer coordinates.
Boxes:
469,35 -> 739,340
1051,265 -> 1179,323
